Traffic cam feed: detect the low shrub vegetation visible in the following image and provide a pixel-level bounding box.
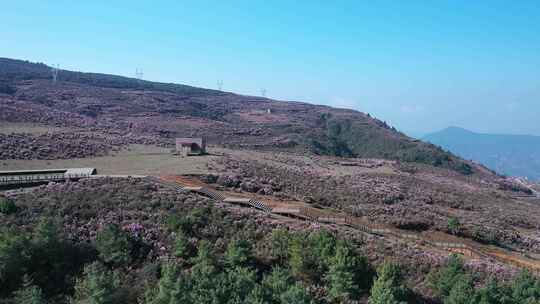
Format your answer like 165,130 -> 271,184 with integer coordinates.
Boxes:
0,196 -> 16,214
1,178 -> 537,304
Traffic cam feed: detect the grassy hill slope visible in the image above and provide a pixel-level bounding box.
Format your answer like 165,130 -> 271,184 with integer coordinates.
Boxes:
0,57 -> 472,174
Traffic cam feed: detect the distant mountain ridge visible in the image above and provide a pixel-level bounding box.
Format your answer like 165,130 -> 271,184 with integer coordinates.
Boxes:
424,127 -> 540,180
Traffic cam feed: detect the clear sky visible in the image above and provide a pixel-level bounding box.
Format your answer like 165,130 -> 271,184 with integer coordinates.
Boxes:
2,1 -> 539,136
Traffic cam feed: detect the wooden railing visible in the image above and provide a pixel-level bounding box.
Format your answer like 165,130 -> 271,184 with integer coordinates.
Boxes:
153,176 -> 540,273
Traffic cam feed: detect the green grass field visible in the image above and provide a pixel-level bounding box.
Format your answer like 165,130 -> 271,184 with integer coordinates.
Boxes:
0,144 -> 221,176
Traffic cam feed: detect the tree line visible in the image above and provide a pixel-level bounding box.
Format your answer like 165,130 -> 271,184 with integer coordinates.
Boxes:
2,207 -> 540,303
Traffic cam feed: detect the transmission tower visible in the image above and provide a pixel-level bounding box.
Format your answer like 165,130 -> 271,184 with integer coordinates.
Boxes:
217,80 -> 223,91
135,68 -> 144,80
260,88 -> 267,97
51,64 -> 59,84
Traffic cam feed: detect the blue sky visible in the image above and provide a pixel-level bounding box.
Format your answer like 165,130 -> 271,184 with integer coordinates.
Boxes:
2,1 -> 539,136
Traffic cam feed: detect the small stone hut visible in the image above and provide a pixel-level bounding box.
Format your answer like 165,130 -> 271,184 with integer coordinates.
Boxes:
175,138 -> 206,156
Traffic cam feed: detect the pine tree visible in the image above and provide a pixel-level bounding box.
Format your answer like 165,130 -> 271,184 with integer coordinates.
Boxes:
446,275 -> 475,304
152,262 -> 179,304
429,254 -> 466,299
223,238 -> 253,269
223,266 -> 258,303
189,240 -> 219,304
476,279 -> 511,304
32,218 -> 62,248
326,240 -> 371,301
0,196 -> 16,214
447,217 -> 461,235
279,284 -> 312,304
369,261 -> 409,304
173,231 -> 193,260
95,224 -> 132,266
270,229 -> 290,265
12,275 -> 46,304
288,234 -> 315,280
30,217 -> 69,296
279,283 -> 313,304
308,231 -> 336,278
510,270 -> 540,303
146,262 -> 191,304
72,262 -> 121,304
0,228 -> 31,296
245,285 -> 266,304
262,267 -> 294,304
190,240 -> 215,267
262,267 -> 313,304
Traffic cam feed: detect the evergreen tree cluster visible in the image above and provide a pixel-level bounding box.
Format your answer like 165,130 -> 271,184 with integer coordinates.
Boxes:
0,218 -> 95,303
0,219 -> 141,303
308,115 -> 473,175
144,228 -> 378,303
3,203 -> 539,304
428,254 -> 540,304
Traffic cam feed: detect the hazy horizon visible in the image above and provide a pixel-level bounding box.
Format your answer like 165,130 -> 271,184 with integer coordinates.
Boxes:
3,1 -> 539,136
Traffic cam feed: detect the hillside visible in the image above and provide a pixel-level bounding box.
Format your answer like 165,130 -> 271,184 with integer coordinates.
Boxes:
4,58 -> 540,303
0,57 -> 473,174
424,127 -> 540,180
2,177 -> 538,304
0,58 -> 220,96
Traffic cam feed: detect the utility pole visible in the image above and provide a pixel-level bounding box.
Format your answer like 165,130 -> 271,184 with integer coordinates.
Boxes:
51,64 -> 59,84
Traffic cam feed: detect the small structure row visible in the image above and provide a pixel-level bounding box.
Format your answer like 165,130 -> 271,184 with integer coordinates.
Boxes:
0,168 -> 97,186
